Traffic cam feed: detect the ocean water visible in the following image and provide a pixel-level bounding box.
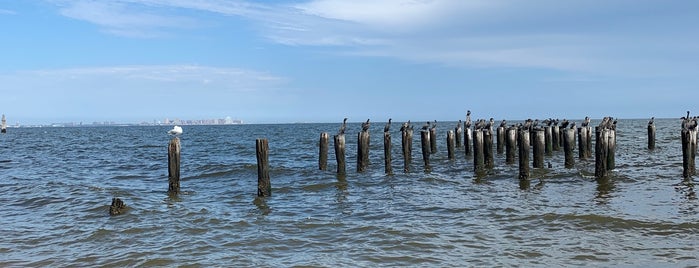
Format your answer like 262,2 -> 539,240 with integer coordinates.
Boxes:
1,119 -> 698,267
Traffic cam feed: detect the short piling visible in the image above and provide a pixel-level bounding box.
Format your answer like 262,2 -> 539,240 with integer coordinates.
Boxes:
544,126 -> 553,155
563,128 -> 575,168
552,124 -> 560,151
334,134 -> 346,175
256,138 -> 271,197
420,130 -> 431,171
473,129 -> 485,174
484,129 -> 494,169
533,128 -> 545,168
578,127 -> 588,159
402,127 -> 413,173
167,137 -> 181,195
357,130 -> 370,172
464,127 -> 472,156
647,119 -> 656,150
429,126 -> 437,154
109,198 -> 126,216
319,132 -> 329,171
595,127 -> 609,178
518,128 -> 530,180
384,131 -> 392,174
447,130 -> 456,160
497,126 -> 505,154
506,126 -> 517,164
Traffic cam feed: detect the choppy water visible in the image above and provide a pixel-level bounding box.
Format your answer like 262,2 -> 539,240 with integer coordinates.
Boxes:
1,119 -> 698,267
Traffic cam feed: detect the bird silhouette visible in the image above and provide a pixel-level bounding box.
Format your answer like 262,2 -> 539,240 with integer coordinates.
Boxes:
338,118 -> 348,134
361,119 -> 370,132
384,118 -> 392,132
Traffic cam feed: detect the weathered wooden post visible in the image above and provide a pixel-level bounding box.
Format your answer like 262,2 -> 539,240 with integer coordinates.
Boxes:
464,119 -> 472,157
518,128 -> 530,180
429,123 -> 437,154
109,198 -> 126,216
167,137 -> 181,195
595,126 -> 608,178
544,126 -> 552,155
552,123 -> 560,151
496,126 -> 505,154
647,117 -> 655,150
533,128 -> 545,168
585,126 -> 593,158
447,130 -> 455,160
256,138 -> 271,197
607,126 -> 616,170
319,132 -> 329,171
1,114 -> 6,134
420,130 -> 431,171
401,123 -> 413,173
334,134 -> 346,175
506,126 -> 517,164
484,129 -> 494,169
384,119 -> 393,175
563,128 -> 575,168
473,129 -> 485,174
357,130 -> 370,172
682,128 -> 692,178
455,121 -> 463,148
578,127 -> 588,159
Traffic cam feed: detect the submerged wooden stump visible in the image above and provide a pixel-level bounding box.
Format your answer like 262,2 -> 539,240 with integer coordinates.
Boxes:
168,137 -> 181,195
109,198 -> 126,216
334,134 -> 346,175
319,132 -> 329,171
256,138 -> 271,197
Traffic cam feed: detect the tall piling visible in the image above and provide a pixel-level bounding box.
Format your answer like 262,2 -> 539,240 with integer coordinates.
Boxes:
533,128 -> 545,168
552,124 -> 560,151
473,129 -> 485,174
256,138 -> 271,197
518,128 -> 530,180
578,127 -> 589,159
497,126 -> 505,154
455,121 -> 463,148
464,126 -> 472,157
585,126 -> 593,158
384,131 -> 392,175
319,132 -> 329,171
334,134 -> 346,175
401,126 -> 413,173
357,130 -> 370,172
607,128 -> 616,170
447,130 -> 456,160
167,137 -> 181,195
420,130 -> 431,171
647,118 -> 656,150
563,128 -> 575,168
544,126 -> 553,155
484,129 -> 494,169
429,125 -> 437,154
506,126 -> 517,164
595,126 -> 609,178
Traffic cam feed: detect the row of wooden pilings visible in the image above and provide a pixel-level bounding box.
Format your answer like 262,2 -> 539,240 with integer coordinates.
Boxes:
316,116 -> 625,182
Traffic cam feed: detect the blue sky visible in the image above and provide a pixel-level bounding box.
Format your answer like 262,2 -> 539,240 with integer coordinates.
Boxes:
1,0 -> 697,124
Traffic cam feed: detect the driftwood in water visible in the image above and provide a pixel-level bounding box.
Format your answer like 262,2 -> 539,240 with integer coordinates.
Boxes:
518,128 -> 530,180
506,126 -> 517,164
647,118 -> 655,150
334,134 -> 346,175
532,128 -> 545,168
168,137 -> 181,195
420,130 -> 431,171
109,198 -> 126,216
256,138 -> 271,197
563,128 -> 575,168
319,132 -> 329,171
447,130 -> 455,160
401,124 -> 413,173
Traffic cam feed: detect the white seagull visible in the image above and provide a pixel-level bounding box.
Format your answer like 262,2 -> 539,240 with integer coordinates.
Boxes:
168,125 -> 183,136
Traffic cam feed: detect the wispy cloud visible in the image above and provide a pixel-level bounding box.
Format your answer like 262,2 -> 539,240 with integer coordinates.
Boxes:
0,9 -> 17,15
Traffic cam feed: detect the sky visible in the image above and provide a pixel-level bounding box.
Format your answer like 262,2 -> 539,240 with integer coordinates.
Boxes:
1,0 -> 698,125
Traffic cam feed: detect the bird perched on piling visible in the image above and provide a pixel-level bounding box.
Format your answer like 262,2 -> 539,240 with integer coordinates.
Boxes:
456,120 -> 463,130
384,118 -> 392,133
430,120 -> 437,130
168,125 -> 183,136
648,117 -> 654,125
421,121 -> 430,131
338,118 -> 348,134
400,120 -> 411,132
465,110 -> 472,128
570,122 -> 576,129
582,116 -> 591,127
361,119 -> 370,132
499,120 -> 507,128
560,119 -> 570,129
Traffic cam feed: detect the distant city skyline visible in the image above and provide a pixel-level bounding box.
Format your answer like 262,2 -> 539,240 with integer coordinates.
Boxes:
1,1 -> 698,125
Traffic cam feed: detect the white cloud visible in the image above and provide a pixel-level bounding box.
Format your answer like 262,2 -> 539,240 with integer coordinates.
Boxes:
0,9 -> 16,15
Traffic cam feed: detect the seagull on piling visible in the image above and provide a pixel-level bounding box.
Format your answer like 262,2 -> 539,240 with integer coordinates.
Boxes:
168,125 -> 183,136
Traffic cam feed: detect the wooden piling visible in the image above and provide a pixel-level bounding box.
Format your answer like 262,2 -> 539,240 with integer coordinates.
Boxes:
167,137 -> 181,195
319,132 -> 329,171
647,120 -> 656,150
357,130 -> 370,172
109,198 -> 126,216
484,129 -> 494,169
595,126 -> 608,178
690,128 -> 697,176
464,126 -> 472,156
533,128 -> 545,168
585,126 -> 593,158
429,126 -> 437,154
420,130 -> 431,171
496,126 -> 505,154
334,134 -> 346,175
563,128 -> 575,168
401,127 -> 413,173
256,138 -> 271,197
607,129 -> 616,170
506,126 -> 517,164
447,130 -> 455,160
518,128 -> 530,180
552,125 -> 560,151
455,122 -> 463,148
384,131 -> 392,174
578,127 -> 588,159
473,129 -> 485,174
682,128 -> 692,178
544,126 -> 552,155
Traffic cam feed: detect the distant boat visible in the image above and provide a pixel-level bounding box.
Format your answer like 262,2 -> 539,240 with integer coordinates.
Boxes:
1,114 -> 6,133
